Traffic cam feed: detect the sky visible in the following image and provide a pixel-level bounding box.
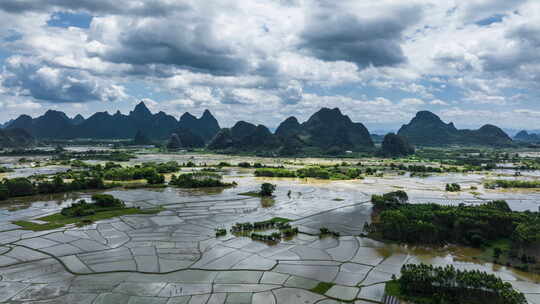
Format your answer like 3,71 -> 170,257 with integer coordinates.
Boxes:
0,0 -> 539,132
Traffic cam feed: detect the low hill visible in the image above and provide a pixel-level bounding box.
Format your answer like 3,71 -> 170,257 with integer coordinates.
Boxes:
398,111 -> 512,146
0,128 -> 34,148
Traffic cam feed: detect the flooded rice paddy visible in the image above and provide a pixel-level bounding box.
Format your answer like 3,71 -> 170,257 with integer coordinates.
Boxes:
1,153 -> 540,303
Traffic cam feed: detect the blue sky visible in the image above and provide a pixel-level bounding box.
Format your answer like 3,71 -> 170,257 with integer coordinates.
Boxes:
0,0 -> 539,133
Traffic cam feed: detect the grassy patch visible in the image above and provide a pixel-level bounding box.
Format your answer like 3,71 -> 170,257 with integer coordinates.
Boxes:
385,280 -> 401,297
120,183 -> 167,189
266,217 -> 291,224
12,221 -> 65,231
13,207 -> 163,231
485,179 -> 540,189
476,238 -> 512,264
310,282 -> 334,295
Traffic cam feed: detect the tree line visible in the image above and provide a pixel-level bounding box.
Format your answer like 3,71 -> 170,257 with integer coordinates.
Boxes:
367,191 -> 540,250
396,263 -> 526,304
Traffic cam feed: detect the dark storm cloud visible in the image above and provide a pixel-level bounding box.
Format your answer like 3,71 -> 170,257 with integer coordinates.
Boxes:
96,20 -> 249,76
298,4 -> 422,68
0,0 -> 190,16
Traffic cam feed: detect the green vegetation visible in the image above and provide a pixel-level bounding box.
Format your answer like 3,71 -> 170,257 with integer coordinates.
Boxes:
169,172 -> 236,188
240,183 -> 277,197
60,194 -> 125,217
390,263 -> 526,304
13,194 -> 162,231
102,164 -> 167,184
367,191 -> 540,271
370,190 -> 409,208
0,175 -> 106,200
445,183 -> 461,192
368,194 -> 517,246
254,168 -> 296,177
319,227 -> 340,238
0,162 -> 183,200
391,163 -> 446,173
254,166 -> 362,180
215,228 -> 227,237
230,217 -> 297,244
237,162 -> 251,168
310,282 -> 335,295
0,166 -> 13,173
54,150 -> 135,162
260,183 -> 276,196
485,179 -> 540,189
414,147 -> 526,169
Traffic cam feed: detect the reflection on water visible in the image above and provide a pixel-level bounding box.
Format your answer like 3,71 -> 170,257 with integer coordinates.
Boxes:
261,196 -> 275,208
2,152 -> 540,286
7,165 -> 70,178
374,242 -> 540,283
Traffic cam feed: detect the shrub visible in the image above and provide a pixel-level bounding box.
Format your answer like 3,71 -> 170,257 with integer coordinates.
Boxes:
238,162 -> 251,168
61,200 -> 96,217
4,177 -> 35,197
170,173 -> 234,188
0,184 -> 8,200
260,183 -> 276,196
446,183 -> 461,192
91,194 -> 125,208
371,190 -> 408,208
254,168 -> 296,177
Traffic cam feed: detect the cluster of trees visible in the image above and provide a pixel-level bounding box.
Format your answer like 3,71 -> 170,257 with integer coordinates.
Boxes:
60,194 -> 125,217
0,161 -> 184,200
390,164 -> 446,173
414,148 -> 505,169
255,168 -> 296,178
0,176 -> 106,200
237,162 -> 277,168
0,166 -> 12,173
66,161 -> 183,185
230,218 -> 291,233
371,190 -> 409,208
260,183 -> 276,196
102,165 -> 165,184
254,166 -> 362,180
368,191 -> 540,250
215,228 -> 227,237
445,183 -> 461,192
319,227 -> 340,238
397,264 -> 526,304
169,172 -> 235,188
230,218 -> 298,243
485,179 -> 540,189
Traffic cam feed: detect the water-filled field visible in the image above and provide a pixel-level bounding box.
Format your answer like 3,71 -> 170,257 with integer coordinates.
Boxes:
1,152 -> 540,303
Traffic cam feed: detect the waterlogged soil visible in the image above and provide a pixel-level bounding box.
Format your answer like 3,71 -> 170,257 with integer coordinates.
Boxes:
1,152 -> 540,303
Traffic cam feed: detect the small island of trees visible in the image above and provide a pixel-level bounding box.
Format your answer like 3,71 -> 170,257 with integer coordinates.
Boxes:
387,263 -> 526,304
169,172 -> 236,188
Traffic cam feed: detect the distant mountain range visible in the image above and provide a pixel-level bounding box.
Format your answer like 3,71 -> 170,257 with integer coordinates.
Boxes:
397,111 -> 512,147
3,102 -> 220,143
208,107 -> 373,155
514,130 -> 540,143
0,103 -> 515,152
